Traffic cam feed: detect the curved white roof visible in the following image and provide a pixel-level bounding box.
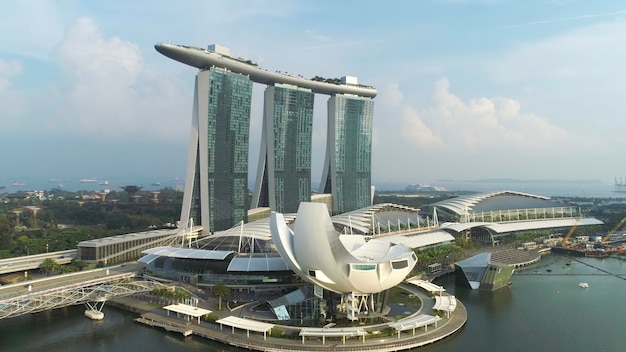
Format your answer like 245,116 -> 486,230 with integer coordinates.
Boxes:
430,191 -> 551,215
441,217 -> 603,234
156,44 -> 377,98
380,230 -> 455,248
332,203 -> 420,234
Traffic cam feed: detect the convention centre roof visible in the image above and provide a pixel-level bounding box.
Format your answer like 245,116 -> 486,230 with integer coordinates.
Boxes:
429,190 -> 561,216
332,203 -> 420,235
440,217 -> 603,235
379,230 -> 455,248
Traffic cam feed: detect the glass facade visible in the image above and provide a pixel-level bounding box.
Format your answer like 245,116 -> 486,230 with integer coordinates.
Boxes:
144,256 -> 298,287
255,84 -> 314,213
190,68 -> 253,232
322,95 -> 374,213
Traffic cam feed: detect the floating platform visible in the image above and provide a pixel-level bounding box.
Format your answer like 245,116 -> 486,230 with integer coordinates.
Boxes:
84,310 -> 104,320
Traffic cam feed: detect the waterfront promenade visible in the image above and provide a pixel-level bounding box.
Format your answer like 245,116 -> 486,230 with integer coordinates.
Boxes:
122,248 -> 545,351
127,286 -> 467,352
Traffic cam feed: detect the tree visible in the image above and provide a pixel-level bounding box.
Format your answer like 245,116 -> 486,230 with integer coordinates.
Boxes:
212,284 -> 231,311
0,216 -> 13,249
41,258 -> 58,275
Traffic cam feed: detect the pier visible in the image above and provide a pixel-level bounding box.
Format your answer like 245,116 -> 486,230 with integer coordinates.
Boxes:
132,283 -> 467,352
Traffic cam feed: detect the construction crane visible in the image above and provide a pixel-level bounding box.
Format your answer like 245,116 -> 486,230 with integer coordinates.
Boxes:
561,216 -> 583,246
602,216 -> 626,242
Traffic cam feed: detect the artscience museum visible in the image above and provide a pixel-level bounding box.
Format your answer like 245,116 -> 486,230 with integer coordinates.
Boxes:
270,202 -> 418,320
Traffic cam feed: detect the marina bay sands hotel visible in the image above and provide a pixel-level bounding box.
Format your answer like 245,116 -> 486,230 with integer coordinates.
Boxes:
155,43 -> 377,233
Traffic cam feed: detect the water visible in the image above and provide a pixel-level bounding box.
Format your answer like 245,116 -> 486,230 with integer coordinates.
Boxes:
0,305 -> 235,352
425,255 -> 626,352
1,254 -> 624,352
4,177 -> 625,199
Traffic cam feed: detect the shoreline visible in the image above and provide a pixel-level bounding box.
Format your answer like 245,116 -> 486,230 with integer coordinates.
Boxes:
109,287 -> 467,352
105,247 -> 543,351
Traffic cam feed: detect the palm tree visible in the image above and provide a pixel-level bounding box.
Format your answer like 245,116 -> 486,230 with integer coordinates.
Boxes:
212,284 -> 231,311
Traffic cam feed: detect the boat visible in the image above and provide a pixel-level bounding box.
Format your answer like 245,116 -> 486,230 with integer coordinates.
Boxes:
99,180 -> 109,185
12,182 -> 25,187
585,251 -> 609,258
151,182 -> 161,186
578,282 -> 589,288
80,178 -> 98,183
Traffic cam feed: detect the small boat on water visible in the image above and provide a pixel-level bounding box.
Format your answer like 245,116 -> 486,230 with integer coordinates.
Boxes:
579,282 -> 589,288
80,178 -> 98,183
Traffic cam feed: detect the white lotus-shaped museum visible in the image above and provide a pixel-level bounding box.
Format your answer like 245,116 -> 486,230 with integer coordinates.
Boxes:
270,202 -> 417,295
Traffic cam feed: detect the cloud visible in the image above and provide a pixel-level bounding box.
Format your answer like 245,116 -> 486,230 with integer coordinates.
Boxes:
486,19 -> 626,150
379,78 -> 573,152
0,59 -> 26,122
491,21 -> 626,84
0,59 -> 22,90
47,17 -> 190,141
379,83 -> 443,147
372,78 -> 598,182
507,10 -> 626,28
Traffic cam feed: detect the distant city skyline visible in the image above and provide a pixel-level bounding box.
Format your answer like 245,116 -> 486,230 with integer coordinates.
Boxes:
2,1 -> 626,187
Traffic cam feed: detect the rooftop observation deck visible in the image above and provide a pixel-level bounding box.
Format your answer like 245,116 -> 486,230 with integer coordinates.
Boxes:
155,43 -> 377,98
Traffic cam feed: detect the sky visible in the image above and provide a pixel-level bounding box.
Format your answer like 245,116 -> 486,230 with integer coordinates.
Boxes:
1,0 -> 625,190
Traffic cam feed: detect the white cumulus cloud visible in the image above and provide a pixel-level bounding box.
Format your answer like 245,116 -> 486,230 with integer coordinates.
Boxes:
48,17 -> 189,141
411,78 -> 572,150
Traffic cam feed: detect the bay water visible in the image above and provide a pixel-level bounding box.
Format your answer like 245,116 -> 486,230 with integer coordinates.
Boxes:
1,254 -> 624,352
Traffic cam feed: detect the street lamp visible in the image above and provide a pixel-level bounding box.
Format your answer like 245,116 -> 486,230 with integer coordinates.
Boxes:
46,243 -> 49,253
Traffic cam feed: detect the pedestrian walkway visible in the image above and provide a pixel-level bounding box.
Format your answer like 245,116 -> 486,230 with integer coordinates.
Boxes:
132,283 -> 467,352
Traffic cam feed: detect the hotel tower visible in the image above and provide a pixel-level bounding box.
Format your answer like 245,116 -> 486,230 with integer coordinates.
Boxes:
155,43 -> 376,233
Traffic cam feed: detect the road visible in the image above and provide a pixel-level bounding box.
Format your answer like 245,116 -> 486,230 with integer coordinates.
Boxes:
0,250 -> 76,275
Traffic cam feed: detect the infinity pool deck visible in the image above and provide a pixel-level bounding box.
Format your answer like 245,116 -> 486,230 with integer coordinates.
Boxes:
132,286 -> 467,352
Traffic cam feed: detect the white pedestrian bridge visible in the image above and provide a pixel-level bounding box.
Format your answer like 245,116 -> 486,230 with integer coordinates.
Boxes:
0,264 -> 164,319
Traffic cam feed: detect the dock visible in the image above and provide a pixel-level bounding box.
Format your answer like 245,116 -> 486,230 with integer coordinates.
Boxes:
132,296 -> 467,352
135,313 -> 194,336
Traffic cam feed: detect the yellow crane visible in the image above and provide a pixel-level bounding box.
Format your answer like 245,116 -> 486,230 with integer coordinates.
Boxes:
602,216 -> 626,243
561,216 -> 583,246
